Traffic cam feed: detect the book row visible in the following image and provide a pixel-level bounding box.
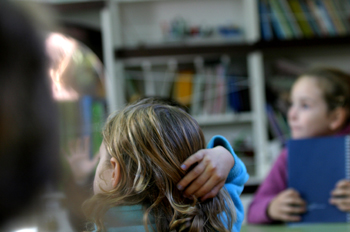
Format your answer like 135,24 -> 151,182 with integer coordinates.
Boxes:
260,0 -> 350,40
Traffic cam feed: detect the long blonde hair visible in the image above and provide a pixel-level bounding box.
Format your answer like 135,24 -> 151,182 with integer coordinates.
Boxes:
84,98 -> 236,231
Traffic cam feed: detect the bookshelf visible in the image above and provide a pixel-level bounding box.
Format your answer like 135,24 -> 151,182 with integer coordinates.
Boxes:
101,0 -> 270,183
40,0 -> 350,186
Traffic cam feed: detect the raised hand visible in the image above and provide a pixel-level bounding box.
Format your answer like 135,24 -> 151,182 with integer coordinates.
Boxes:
65,137 -> 100,185
267,189 -> 306,222
330,179 -> 350,212
177,146 -> 234,201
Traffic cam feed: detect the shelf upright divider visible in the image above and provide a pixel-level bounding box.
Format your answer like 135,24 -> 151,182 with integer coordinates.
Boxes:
102,0 -> 125,114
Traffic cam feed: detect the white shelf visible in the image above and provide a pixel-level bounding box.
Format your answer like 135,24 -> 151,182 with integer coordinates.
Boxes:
194,112 -> 253,126
245,175 -> 263,186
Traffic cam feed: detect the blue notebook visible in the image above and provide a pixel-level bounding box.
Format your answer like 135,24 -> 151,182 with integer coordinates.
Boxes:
288,135 -> 350,224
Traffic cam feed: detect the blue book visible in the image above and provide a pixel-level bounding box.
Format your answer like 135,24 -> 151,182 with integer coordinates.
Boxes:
259,0 -> 274,40
80,95 -> 93,158
288,136 -> 350,224
298,0 -> 322,37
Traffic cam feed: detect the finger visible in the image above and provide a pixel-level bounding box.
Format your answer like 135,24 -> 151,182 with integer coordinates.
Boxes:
200,181 -> 225,201
282,205 -> 306,214
330,197 -> 350,206
284,197 -> 306,207
183,174 -> 211,197
330,198 -> 350,212
284,188 -> 300,197
83,136 -> 90,154
185,168 -> 216,198
332,188 -> 350,197
68,140 -> 76,154
336,180 -> 350,189
191,169 -> 225,198
177,160 -> 206,191
76,137 -> 82,151
180,150 -> 206,171
280,213 -> 302,222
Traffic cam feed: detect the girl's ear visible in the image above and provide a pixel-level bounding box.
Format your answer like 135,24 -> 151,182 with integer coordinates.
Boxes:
329,107 -> 348,131
110,157 -> 121,188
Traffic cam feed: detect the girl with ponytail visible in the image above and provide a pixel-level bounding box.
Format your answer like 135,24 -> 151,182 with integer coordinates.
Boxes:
83,98 -> 248,231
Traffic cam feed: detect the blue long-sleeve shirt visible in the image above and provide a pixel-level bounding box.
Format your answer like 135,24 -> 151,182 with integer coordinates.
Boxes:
96,135 -> 249,232
207,135 -> 249,232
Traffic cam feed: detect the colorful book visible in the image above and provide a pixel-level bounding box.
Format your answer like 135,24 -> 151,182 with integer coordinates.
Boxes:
269,0 -> 294,39
288,135 -> 350,224
266,104 -> 286,145
173,71 -> 194,106
323,0 -> 347,35
289,0 -> 315,37
203,68 -> 215,115
191,58 -> 205,116
268,0 -> 287,39
227,75 -> 242,112
331,0 -> 350,34
315,0 -> 337,36
259,0 -> 274,40
91,100 -> 106,156
298,0 -> 323,36
279,0 -> 303,38
212,65 -> 226,115
306,0 -> 329,36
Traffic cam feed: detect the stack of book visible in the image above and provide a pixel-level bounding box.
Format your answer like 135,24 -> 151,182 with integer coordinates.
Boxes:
259,0 -> 350,40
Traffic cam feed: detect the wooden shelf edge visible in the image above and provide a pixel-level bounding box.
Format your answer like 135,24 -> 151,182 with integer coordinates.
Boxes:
115,35 -> 350,59
256,35 -> 350,51
115,42 -> 253,59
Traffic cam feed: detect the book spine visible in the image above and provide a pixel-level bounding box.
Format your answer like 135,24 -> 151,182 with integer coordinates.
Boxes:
323,0 -> 346,35
279,0 -> 303,38
270,0 -> 294,39
268,0 -> 287,39
299,0 -> 322,36
259,0 -> 274,40
347,135 -> 350,222
316,0 -> 337,36
307,0 -> 329,36
289,0 -> 315,37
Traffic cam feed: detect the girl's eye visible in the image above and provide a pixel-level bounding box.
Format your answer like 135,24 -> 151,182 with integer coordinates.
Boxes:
301,103 -> 309,109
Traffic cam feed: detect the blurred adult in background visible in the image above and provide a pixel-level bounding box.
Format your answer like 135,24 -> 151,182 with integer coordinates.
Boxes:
0,0 -> 59,230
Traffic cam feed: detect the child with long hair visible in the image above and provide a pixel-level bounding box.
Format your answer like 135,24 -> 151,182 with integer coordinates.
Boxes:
247,67 -> 350,224
83,98 -> 248,231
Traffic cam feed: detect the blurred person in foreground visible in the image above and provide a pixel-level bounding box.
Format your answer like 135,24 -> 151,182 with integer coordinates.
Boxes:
0,0 -> 59,230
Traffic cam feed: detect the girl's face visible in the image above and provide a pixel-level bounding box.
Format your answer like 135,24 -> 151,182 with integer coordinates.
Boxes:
288,76 -> 334,139
93,143 -> 114,194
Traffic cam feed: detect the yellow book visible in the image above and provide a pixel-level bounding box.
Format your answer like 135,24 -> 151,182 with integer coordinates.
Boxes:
173,71 -> 194,106
289,0 -> 314,37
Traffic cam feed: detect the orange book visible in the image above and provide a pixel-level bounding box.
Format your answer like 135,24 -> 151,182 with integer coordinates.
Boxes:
173,71 -> 194,106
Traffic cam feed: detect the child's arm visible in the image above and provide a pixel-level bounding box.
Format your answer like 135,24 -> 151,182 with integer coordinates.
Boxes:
247,149 -> 305,224
330,179 -> 350,212
177,145 -> 235,201
206,135 -> 249,232
178,135 -> 249,232
65,137 -> 100,185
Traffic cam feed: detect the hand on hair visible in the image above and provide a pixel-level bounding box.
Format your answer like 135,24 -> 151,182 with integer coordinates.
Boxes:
177,146 -> 234,201
65,137 -> 100,185
267,189 -> 306,222
330,179 -> 350,212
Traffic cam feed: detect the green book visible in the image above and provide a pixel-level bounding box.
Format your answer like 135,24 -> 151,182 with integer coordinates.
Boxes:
269,0 -> 294,39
